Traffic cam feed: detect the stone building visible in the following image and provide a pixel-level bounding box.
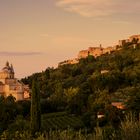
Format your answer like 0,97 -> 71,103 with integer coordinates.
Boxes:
59,45 -> 117,66
129,35 -> 140,43
118,39 -> 130,46
58,58 -> 79,66
0,62 -> 30,101
78,46 -> 117,59
78,47 -> 103,59
119,34 -> 140,46
58,34 -> 140,66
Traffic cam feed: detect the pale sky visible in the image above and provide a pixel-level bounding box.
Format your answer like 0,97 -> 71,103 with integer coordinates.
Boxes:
0,0 -> 140,78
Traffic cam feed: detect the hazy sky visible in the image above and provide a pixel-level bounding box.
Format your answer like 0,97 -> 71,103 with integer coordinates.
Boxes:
0,0 -> 140,78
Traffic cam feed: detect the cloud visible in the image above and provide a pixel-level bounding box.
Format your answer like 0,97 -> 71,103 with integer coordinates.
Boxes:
55,0 -> 140,17
0,51 -> 43,56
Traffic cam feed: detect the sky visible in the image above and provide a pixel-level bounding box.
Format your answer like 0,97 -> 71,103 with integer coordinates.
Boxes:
0,0 -> 140,78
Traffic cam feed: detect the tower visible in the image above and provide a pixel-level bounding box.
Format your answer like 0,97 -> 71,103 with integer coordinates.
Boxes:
10,64 -> 15,79
6,61 -> 10,67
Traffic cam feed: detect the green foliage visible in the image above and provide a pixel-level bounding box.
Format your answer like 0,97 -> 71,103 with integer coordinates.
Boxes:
41,112 -> 84,131
0,95 -> 17,133
20,44 -> 140,128
0,42 -> 138,138
1,114 -> 140,140
125,86 -> 140,113
64,87 -> 79,103
8,115 -> 30,132
120,113 -> 140,140
30,80 -> 41,135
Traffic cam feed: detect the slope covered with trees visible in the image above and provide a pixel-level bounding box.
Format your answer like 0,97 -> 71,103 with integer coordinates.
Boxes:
21,40 -> 140,126
0,40 -> 140,139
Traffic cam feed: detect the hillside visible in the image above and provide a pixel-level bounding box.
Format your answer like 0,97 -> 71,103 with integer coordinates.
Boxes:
21,40 -> 140,127
0,38 -> 140,139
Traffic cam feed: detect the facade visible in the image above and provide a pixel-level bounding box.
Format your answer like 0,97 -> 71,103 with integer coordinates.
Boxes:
118,39 -> 130,46
129,35 -> 140,43
0,62 -> 30,101
101,70 -> 109,74
119,34 -> 140,46
58,58 -> 79,66
59,45 -> 118,66
78,46 -> 117,59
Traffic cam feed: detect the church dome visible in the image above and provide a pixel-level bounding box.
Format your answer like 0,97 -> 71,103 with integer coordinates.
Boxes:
0,62 -> 14,74
0,62 -> 15,79
2,67 -> 13,73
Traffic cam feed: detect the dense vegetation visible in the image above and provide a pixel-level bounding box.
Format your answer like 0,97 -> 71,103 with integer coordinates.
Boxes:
0,40 -> 140,139
23,41 -> 140,117
1,115 -> 140,140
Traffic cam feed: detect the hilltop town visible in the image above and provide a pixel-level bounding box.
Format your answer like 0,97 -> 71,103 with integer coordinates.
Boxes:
59,34 -> 140,66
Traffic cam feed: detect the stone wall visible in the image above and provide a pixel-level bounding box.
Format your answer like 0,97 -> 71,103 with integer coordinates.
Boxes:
119,35 -> 140,46
78,46 -> 117,59
59,58 -> 79,66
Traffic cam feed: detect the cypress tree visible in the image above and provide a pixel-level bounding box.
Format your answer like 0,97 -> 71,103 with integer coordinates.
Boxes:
30,79 -> 41,135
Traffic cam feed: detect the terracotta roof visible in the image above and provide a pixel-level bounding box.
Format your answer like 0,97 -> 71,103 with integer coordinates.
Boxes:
111,102 -> 125,109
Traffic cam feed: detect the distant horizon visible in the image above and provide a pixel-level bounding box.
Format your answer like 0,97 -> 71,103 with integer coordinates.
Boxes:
1,0 -> 140,78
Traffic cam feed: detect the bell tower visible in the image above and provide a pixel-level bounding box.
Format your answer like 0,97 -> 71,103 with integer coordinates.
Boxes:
10,64 -> 15,79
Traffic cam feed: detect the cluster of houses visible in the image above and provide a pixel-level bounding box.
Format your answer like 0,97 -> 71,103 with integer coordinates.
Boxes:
59,34 -> 140,66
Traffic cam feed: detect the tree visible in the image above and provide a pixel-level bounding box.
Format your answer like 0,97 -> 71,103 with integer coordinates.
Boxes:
64,87 -> 79,103
126,88 -> 140,115
30,80 -> 41,135
0,95 -> 17,133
